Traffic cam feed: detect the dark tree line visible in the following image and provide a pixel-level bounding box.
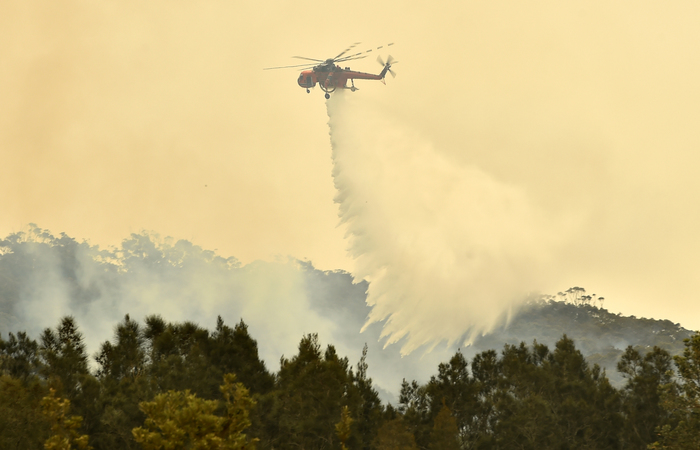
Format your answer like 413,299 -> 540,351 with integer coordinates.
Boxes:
1,315 -> 699,449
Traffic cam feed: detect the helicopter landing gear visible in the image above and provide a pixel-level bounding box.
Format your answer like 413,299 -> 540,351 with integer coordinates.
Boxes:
324,93 -> 330,99
350,80 -> 357,92
306,89 -> 310,93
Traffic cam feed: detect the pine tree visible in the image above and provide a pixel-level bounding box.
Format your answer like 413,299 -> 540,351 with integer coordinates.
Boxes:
0,331 -> 40,380
618,345 -> 673,447
266,334 -> 353,449
39,316 -> 90,400
93,314 -> 152,450
426,351 -> 478,445
210,317 -> 274,395
349,344 -> 384,450
649,332 -> 700,449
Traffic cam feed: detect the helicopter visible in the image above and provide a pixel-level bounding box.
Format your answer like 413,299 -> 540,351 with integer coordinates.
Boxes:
263,43 -> 397,99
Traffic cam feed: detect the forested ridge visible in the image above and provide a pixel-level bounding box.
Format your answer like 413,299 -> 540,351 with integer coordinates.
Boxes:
1,314 -> 699,449
2,226 -> 700,448
0,225 -> 695,401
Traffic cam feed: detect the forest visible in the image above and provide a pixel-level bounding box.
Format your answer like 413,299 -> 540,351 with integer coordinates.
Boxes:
1,313 -> 699,450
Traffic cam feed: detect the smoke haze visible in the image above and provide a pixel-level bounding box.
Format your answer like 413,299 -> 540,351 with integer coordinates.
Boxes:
3,1 -> 700,386
0,226 -> 461,402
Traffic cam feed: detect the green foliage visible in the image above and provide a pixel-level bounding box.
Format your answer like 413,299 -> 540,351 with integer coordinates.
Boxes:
265,334 -> 352,449
132,373 -> 257,450
92,315 -> 152,449
618,345 -> 673,447
41,388 -> 92,450
428,404 -> 459,450
649,332 -> 700,449
255,335 -> 386,450
0,331 -> 40,380
674,331 -> 700,398
426,351 -> 479,445
210,317 -> 274,395
0,375 -> 50,449
90,314 -> 272,450
398,378 -> 430,447
349,344 -> 384,450
373,418 -> 418,450
3,308 -> 699,450
471,292 -> 693,388
335,405 -> 353,449
39,316 -> 90,400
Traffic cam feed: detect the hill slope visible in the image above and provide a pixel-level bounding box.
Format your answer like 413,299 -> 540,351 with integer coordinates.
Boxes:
0,226 -> 695,395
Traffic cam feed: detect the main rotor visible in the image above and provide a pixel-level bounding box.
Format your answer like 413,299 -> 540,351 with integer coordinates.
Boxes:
263,42 -> 394,71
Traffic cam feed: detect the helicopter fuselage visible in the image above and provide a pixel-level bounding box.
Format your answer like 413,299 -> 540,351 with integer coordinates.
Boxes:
297,63 -> 388,93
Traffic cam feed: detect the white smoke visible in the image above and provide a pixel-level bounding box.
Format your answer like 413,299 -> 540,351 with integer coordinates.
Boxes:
327,92 -> 568,354
0,226 -> 457,402
3,228 -> 338,373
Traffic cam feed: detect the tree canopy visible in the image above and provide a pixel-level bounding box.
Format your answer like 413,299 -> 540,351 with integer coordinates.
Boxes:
1,313 -> 699,449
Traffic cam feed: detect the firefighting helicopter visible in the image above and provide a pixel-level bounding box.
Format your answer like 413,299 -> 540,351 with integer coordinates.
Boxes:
263,43 -> 398,99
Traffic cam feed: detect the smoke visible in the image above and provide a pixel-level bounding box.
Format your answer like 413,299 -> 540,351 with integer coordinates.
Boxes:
0,227 -> 338,374
0,225 -> 456,402
327,92 -> 569,354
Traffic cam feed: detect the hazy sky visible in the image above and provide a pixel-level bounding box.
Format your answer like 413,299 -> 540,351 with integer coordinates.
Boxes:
2,2 -> 700,331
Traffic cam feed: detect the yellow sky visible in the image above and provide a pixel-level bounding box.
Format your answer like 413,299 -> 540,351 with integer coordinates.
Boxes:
2,1 -> 700,330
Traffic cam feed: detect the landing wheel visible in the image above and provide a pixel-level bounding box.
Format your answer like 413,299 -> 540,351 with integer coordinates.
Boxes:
324,93 -> 330,99
306,89 -> 310,93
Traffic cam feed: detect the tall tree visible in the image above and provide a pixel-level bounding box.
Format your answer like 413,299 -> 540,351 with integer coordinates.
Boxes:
347,344 -> 384,450
426,351 -> 478,447
618,346 -> 673,447
39,316 -> 101,441
39,316 -> 90,399
265,334 -> 353,449
398,378 -> 431,448
650,331 -> 700,449
209,317 -> 274,395
93,314 -> 152,450
0,331 -> 40,381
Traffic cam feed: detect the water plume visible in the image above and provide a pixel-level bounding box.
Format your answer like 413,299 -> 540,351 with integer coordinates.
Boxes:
327,92 -> 564,354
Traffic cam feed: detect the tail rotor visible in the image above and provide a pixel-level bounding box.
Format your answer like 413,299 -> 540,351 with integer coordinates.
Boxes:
377,55 -> 398,78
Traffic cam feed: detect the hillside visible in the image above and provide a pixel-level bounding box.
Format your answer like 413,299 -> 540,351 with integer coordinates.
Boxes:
467,298 -> 693,386
0,226 -> 695,394
300,264 -> 696,387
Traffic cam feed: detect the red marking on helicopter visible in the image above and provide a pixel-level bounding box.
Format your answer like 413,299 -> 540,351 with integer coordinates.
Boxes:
263,43 -> 398,99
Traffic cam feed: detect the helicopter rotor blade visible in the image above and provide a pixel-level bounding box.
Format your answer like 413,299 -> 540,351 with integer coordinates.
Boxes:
334,42 -> 361,59
263,62 -> 316,70
335,55 -> 367,64
291,56 -> 324,62
264,43 -> 395,71
336,43 -> 395,63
